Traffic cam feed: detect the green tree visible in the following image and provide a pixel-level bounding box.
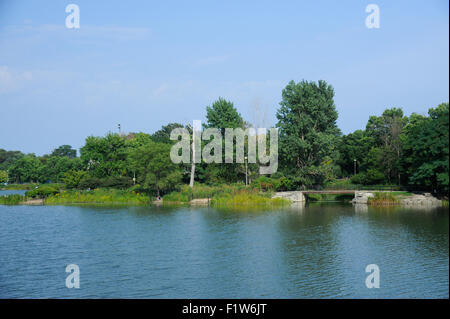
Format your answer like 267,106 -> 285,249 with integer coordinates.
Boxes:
39,156 -> 83,183
80,133 -> 128,178
0,149 -> 24,171
276,80 -> 341,187
151,123 -> 185,144
51,145 -> 77,158
129,140 -> 182,196
338,130 -> 375,176
203,98 -> 246,184
8,155 -> 43,183
63,170 -> 88,189
204,98 -> 244,133
0,170 -> 8,183
401,103 -> 449,192
365,108 -> 407,184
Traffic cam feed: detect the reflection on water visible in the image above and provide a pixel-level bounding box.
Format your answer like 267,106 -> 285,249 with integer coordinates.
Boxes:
0,202 -> 447,298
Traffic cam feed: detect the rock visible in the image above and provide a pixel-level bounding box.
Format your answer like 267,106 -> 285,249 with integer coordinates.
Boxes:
352,192 -> 374,204
272,191 -> 305,202
399,194 -> 441,207
190,198 -> 210,205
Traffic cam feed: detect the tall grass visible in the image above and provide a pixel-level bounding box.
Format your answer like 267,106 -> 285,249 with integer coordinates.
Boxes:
163,183 -> 248,203
367,192 -> 399,205
0,194 -> 26,205
45,189 -> 150,205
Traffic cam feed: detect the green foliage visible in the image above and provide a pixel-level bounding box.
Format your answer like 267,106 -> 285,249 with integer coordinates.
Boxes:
251,176 -> 293,191
78,176 -> 102,189
0,149 -> 24,171
401,103 -> 449,193
0,170 -> 8,183
276,80 -> 340,186
101,176 -> 133,189
129,139 -> 182,196
38,156 -> 83,183
45,189 -> 150,205
367,192 -> 399,205
151,123 -> 185,144
63,170 -> 88,189
8,155 -> 43,183
0,194 -> 25,205
205,98 -> 244,132
51,145 -> 76,158
210,189 -> 290,210
80,133 -> 128,178
26,185 -> 60,198
365,169 -> 386,185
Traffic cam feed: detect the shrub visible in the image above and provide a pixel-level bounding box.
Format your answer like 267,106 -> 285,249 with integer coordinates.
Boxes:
63,170 -> 87,189
25,185 -> 60,198
251,176 -> 293,191
101,176 -> 133,189
350,173 -> 365,185
0,170 -> 8,184
365,169 -> 386,185
78,176 -> 102,189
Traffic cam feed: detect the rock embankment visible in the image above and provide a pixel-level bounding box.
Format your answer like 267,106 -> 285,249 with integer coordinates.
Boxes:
399,193 -> 442,207
352,191 -> 442,207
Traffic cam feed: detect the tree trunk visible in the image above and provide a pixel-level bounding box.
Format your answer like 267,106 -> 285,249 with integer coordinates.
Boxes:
189,162 -> 195,188
189,126 -> 196,188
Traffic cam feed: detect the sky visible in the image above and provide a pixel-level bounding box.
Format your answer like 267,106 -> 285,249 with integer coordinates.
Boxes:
0,0 -> 448,155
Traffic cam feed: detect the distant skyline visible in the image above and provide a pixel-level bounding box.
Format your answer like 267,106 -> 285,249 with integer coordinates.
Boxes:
0,0 -> 448,155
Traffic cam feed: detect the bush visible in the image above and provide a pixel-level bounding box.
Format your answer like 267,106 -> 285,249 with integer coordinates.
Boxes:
101,176 -> 133,189
251,176 -> 293,191
78,176 -> 102,189
0,170 -> 8,184
365,169 -> 385,185
25,185 -> 60,198
350,173 -> 365,185
63,170 -> 87,189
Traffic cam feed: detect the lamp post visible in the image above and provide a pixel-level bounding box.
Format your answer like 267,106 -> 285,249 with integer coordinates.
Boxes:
354,159 -> 357,175
245,156 -> 248,186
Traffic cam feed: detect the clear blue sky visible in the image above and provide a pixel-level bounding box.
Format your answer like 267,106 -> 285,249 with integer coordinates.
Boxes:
0,0 -> 448,155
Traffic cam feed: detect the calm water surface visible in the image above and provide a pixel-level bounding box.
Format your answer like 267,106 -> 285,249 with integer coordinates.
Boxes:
0,200 -> 448,298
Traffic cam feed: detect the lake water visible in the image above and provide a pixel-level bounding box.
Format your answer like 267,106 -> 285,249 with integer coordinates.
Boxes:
0,199 -> 448,298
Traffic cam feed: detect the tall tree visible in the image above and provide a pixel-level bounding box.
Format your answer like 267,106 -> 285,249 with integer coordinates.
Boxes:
366,108 -> 407,184
276,80 -> 340,187
204,98 -> 246,184
51,145 -> 77,158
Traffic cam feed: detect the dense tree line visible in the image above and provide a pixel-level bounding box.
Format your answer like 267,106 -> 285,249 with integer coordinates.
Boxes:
1,80 -> 448,194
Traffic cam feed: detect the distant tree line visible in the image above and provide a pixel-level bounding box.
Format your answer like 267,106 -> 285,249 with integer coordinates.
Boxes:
1,80 -> 448,194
